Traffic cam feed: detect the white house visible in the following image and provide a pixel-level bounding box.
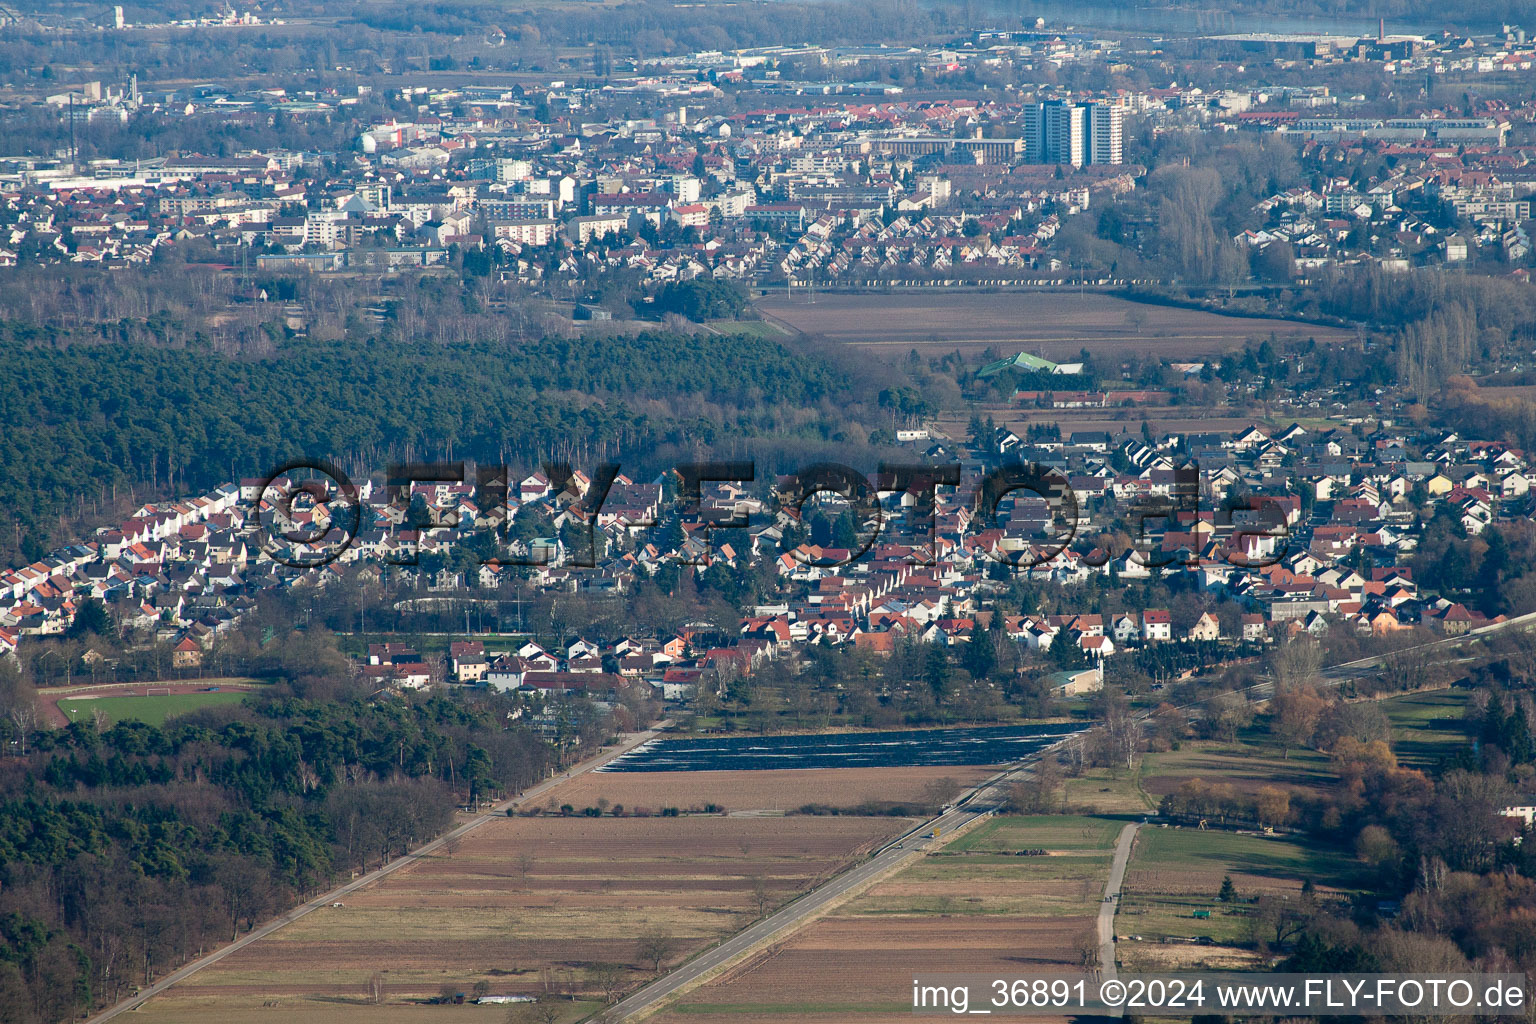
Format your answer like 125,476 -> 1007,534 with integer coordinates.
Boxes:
1142,609 -> 1172,642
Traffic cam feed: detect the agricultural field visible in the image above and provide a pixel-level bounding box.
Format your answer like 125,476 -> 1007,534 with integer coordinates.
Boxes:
1470,382 -> 1536,402
1116,827 -> 1365,971
655,814 -> 1121,1024
54,688 -> 253,727
1059,765 -> 1155,814
544,765 -> 994,814
1111,733 -> 1362,971
1136,740 -> 1336,803
1378,689 -> 1472,768
756,291 -> 1354,361
132,1001 -> 515,1024
136,812 -> 909,1024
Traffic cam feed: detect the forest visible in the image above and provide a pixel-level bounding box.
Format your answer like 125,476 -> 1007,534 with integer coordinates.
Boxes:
0,655 -> 557,1024
0,325 -> 884,563
1258,633 -> 1536,979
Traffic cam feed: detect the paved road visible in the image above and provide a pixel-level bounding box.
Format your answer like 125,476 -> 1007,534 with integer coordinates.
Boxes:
82,721 -> 672,1024
609,614 -> 1536,1022
1313,606 -> 1536,681
603,746 -> 1078,1022
1096,824 -> 1140,982
1158,607 -> 1536,721
91,605 -> 1522,1024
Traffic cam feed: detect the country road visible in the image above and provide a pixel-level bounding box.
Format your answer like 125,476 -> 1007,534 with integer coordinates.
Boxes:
601,747 -> 1074,1022
1097,824 -> 1140,983
81,610 -> 1536,1024
604,616 -> 1536,1021
1164,606 -> 1536,719
82,720 -> 673,1024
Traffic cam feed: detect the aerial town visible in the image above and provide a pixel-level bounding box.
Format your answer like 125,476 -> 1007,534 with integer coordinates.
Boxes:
5,19 -> 1536,285
0,406 -> 1521,717
7,3 -> 1536,1024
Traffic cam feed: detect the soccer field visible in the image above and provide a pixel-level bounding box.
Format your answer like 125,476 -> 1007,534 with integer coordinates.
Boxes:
57,690 -> 250,727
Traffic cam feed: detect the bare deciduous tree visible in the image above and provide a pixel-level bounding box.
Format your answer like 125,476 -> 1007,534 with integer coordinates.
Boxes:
1074,929 -> 1100,970
1249,895 -> 1307,950
1382,644 -> 1438,693
587,961 -> 626,1003
1061,734 -> 1087,776
1101,692 -> 1143,772
1270,683 -> 1324,757
749,876 -> 776,918
635,927 -> 676,974
1204,691 -> 1254,743
5,702 -> 36,757
1269,637 -> 1323,690
1009,756 -> 1063,814
0,665 -> 37,756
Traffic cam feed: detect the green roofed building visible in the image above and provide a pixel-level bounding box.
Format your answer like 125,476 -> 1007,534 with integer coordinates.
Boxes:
977,351 -> 1060,377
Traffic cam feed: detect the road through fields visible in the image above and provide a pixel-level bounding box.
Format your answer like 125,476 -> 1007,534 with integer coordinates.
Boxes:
82,721 -> 673,1024
602,750 -> 1077,1021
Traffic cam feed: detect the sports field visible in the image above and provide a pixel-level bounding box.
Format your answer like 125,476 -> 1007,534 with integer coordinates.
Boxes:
57,690 -> 250,726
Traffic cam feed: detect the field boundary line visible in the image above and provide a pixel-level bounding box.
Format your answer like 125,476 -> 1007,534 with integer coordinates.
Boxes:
81,720 -> 671,1024
753,308 -> 803,338
620,847 -> 927,1023
1132,761 -> 1157,812
618,813 -> 991,1024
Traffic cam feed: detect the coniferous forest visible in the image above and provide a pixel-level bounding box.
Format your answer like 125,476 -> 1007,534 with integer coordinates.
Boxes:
0,330 -> 863,562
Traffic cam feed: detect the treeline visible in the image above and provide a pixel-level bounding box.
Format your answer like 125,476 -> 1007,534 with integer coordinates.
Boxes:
1207,0 -> 1528,27
0,681 -> 554,1023
1159,777 -> 1293,828
349,0 -> 974,57
1275,669 -> 1536,972
1438,376 -> 1536,457
0,20 -> 447,91
0,101 -> 370,164
1336,265 -> 1534,332
1073,134 -> 1303,285
1137,634 -> 1536,978
687,612 -> 1060,734
1306,267 -> 1536,395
